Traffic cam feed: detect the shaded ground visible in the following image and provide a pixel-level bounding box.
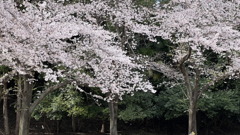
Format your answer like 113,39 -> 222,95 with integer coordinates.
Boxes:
0,101 -> 239,135
27,130 -> 240,135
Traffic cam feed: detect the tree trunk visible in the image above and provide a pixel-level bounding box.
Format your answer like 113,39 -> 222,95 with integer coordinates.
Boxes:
109,100 -> 118,135
188,100 -> 197,135
56,120 -> 61,134
18,75 -> 34,135
3,83 -> 10,135
178,47 -> 198,135
100,121 -> 105,133
72,115 -> 76,132
15,76 -> 23,135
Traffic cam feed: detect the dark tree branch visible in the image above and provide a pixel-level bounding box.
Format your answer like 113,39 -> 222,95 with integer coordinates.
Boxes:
178,47 -> 192,98
29,80 -> 71,114
179,47 -> 192,69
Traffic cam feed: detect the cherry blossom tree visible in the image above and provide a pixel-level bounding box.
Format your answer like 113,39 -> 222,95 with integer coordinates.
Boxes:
47,1 -> 239,135
0,1 -> 95,134
0,1 -> 100,135
0,1 -> 155,135
77,2 -> 156,134
83,58 -> 154,135
149,0 -> 240,134
98,1 -> 240,134
3,1 -> 239,135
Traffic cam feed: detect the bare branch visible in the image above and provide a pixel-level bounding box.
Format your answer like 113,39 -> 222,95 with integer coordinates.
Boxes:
29,80 -> 71,114
148,61 -> 183,80
198,72 -> 234,99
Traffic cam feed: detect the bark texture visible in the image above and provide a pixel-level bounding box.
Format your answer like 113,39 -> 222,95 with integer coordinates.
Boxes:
109,99 -> 118,135
178,47 -> 198,135
100,121 -> 105,133
72,115 -> 76,132
188,100 -> 197,134
3,83 -> 10,135
18,75 -> 33,135
15,76 -> 23,135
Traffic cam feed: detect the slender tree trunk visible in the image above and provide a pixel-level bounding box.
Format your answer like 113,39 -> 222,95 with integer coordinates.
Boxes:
56,120 -> 61,134
72,115 -> 76,132
18,75 -> 34,135
15,76 -> 23,135
15,97 -> 21,135
3,83 -> 10,135
77,118 -> 82,131
178,48 -> 198,135
100,121 -> 105,133
188,99 -> 197,135
109,100 -> 118,135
